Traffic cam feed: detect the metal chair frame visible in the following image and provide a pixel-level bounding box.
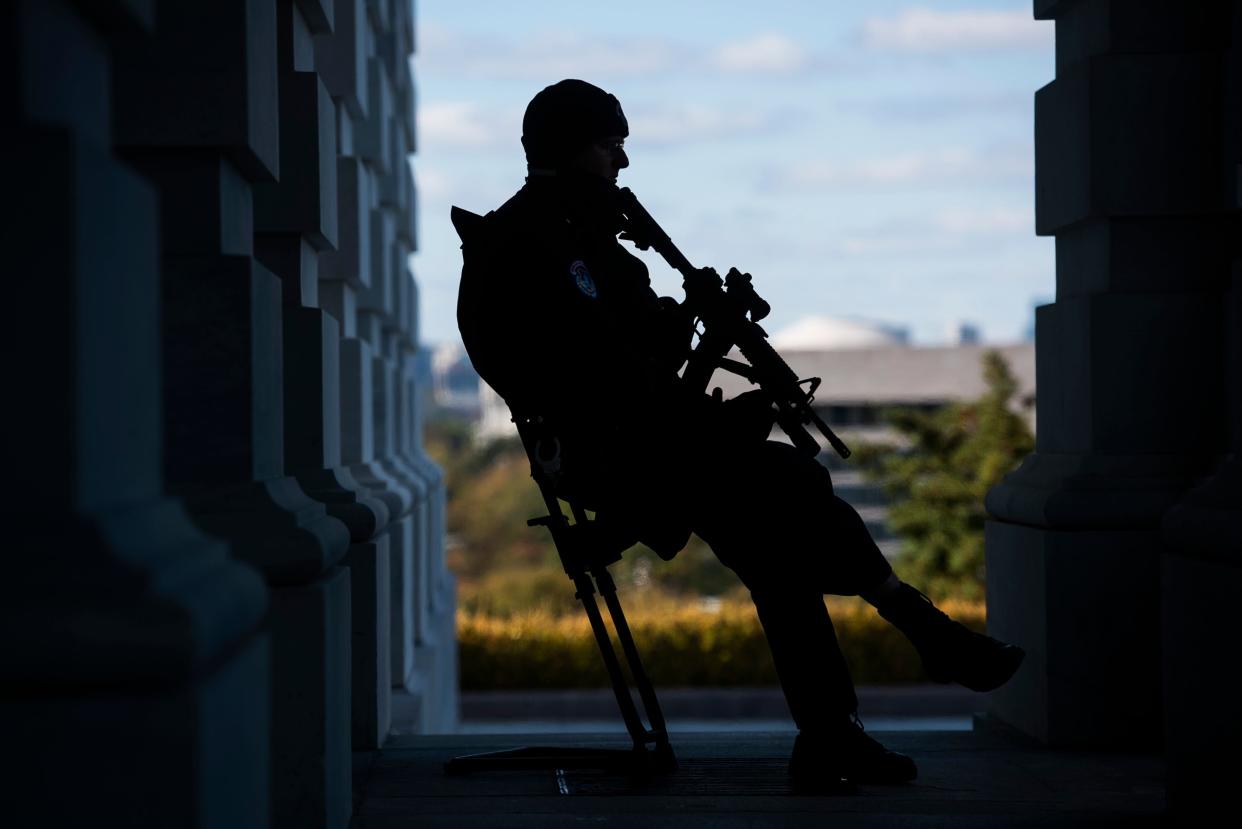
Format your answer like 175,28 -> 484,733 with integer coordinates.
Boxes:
444,415 -> 676,777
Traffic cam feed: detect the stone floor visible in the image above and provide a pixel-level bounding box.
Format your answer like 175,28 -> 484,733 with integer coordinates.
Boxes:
448,685 -> 984,736
350,722 -> 1167,828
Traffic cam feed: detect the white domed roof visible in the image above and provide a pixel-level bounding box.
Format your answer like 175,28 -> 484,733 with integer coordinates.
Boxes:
770,316 -> 908,351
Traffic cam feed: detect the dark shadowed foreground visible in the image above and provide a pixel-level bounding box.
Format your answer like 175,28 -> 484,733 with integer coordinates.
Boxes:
351,725 -> 1163,828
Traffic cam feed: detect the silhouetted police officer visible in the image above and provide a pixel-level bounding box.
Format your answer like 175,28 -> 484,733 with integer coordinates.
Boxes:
455,79 -> 1024,789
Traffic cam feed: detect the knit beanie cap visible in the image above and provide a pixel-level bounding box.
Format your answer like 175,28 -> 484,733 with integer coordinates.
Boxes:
521,79 -> 628,168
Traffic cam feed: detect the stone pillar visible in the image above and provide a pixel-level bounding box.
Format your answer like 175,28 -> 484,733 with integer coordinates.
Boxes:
4,2 -> 269,826
359,0 -> 436,734
1158,3 -> 1242,822
315,0 -> 419,751
388,0 -> 457,733
373,249 -> 424,692
398,278 -> 459,734
985,0 -> 1237,749
113,3 -> 355,828
366,122 -> 433,730
243,2 -> 374,826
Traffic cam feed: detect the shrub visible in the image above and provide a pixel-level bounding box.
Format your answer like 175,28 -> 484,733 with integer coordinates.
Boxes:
457,596 -> 986,690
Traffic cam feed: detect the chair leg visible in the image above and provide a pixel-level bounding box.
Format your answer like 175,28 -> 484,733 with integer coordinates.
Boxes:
576,572 -> 653,745
444,573 -> 678,778
595,567 -> 672,743
445,454 -> 676,779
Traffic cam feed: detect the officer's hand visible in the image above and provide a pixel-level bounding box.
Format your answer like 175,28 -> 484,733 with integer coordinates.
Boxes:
720,389 -> 777,443
688,267 -> 722,290
618,228 -> 651,250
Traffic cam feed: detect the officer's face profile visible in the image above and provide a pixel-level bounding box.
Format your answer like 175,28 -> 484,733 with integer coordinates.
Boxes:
568,135 -> 629,182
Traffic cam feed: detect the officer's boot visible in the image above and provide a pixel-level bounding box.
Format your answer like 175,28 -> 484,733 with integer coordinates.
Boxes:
878,584 -> 1025,692
789,714 -> 917,792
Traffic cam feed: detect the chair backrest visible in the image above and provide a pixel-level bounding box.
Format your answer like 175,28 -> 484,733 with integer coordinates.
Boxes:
512,414 -> 566,496
511,413 -> 635,577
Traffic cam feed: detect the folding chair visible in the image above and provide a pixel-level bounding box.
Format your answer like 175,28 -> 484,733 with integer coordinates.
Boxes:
444,414 -> 677,776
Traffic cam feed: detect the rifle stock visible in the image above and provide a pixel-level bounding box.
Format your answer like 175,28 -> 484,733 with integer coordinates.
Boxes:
615,186 -> 851,460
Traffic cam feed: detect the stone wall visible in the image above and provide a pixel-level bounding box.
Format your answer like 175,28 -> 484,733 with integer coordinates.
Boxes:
3,1 -> 453,827
985,0 -> 1240,818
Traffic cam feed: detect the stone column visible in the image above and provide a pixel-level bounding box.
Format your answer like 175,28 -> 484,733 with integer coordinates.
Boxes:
4,2 -> 269,826
389,1 -> 457,730
316,0 -> 408,751
985,0 -> 1237,748
1158,3 -> 1242,822
399,279 -> 459,734
373,242 -> 425,695
113,2 -> 359,827
243,2 -> 369,827
354,52 -> 420,516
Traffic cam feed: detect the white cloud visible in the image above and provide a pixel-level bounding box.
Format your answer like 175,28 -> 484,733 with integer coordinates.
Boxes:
418,23 -> 682,80
711,32 -> 808,74
628,104 -> 783,147
862,8 -> 1052,52
766,145 -> 1031,191
847,91 -> 1032,122
418,101 -> 525,154
414,166 -> 453,200
419,97 -> 790,154
838,234 -> 960,256
933,206 -> 1032,235
419,23 -> 825,82
833,204 -> 1036,258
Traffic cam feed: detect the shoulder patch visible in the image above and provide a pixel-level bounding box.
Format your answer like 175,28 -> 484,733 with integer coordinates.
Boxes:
570,260 -> 597,298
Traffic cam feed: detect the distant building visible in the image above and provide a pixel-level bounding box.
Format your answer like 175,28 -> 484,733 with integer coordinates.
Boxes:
435,317 -> 1036,560
430,341 -> 484,418
476,380 -> 518,441
712,318 -> 1035,444
433,317 -> 1037,446
427,341 -> 517,440
946,320 -> 981,346
770,315 -> 910,350
710,317 -> 1036,558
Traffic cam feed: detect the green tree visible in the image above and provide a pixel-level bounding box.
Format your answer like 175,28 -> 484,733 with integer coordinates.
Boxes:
423,416 -> 554,585
854,351 -> 1034,601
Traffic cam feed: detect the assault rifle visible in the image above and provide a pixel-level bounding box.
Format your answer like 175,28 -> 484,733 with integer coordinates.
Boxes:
614,186 -> 852,460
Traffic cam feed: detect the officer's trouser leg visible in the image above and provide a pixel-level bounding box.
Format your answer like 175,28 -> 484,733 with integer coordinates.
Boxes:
750,583 -> 858,730
691,442 -> 894,728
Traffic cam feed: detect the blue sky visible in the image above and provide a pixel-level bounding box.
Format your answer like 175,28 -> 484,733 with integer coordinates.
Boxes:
411,1 -> 1055,347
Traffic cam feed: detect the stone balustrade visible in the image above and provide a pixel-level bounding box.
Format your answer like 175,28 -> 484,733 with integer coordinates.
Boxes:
4,2 -> 452,827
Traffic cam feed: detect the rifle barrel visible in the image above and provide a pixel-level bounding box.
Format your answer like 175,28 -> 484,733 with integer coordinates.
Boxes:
617,188 -> 696,275
616,186 -> 852,460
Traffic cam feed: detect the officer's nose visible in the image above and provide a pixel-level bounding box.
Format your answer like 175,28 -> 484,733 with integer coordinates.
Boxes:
615,148 -> 629,170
